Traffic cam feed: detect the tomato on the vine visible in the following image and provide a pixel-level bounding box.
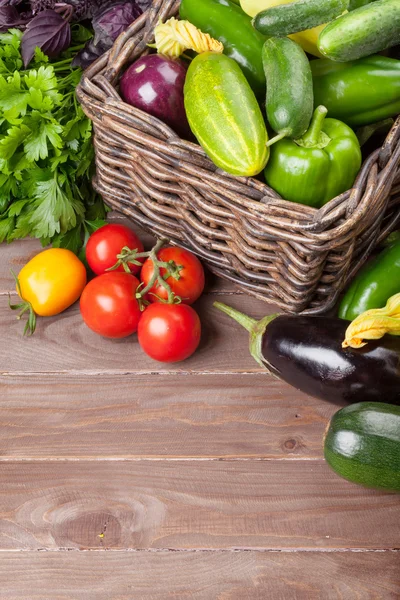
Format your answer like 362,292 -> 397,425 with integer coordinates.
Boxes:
138,303 -> 201,363
140,246 -> 205,305
80,272 -> 142,339
86,223 -> 144,275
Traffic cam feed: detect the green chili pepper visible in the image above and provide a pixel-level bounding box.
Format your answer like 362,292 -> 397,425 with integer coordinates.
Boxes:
179,0 -> 267,99
263,105 -> 362,208
339,240 -> 400,321
311,55 -> 400,128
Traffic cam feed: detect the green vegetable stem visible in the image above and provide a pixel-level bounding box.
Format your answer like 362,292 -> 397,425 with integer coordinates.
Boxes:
0,27 -> 106,253
264,105 -> 362,207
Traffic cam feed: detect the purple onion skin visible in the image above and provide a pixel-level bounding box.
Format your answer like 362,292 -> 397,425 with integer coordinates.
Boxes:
120,54 -> 191,139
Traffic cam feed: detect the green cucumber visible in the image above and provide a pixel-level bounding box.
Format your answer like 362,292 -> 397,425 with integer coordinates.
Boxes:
184,52 -> 269,177
324,402 -> 400,492
262,37 -> 313,145
318,0 -> 400,62
349,0 -> 376,9
253,0 -> 348,37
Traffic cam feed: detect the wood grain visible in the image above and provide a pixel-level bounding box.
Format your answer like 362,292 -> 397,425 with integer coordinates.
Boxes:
0,461 -> 398,550
0,374 -> 337,459
0,550 -> 399,600
1,293 -> 273,374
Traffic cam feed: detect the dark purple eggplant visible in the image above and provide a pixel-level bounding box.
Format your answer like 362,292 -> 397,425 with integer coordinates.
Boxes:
119,54 -> 191,139
214,302 -> 400,406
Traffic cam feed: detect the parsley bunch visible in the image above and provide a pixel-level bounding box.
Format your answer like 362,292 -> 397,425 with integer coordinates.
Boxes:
0,26 -> 107,254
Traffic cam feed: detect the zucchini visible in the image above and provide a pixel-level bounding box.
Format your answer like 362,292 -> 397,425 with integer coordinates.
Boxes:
318,0 -> 400,62
324,402 -> 400,492
262,37 -> 313,144
253,0 -> 348,37
184,52 -> 269,176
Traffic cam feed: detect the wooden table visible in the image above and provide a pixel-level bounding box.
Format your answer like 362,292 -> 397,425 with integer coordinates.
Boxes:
1,218 -> 399,599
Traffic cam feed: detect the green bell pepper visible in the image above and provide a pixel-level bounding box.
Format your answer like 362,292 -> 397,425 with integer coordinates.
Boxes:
179,0 -> 267,99
339,240 -> 400,320
311,55 -> 400,128
264,106 -> 362,207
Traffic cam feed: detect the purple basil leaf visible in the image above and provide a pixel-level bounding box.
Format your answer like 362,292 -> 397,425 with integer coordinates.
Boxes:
93,1 -> 142,47
0,0 -> 24,7
0,6 -> 28,31
71,38 -> 108,69
21,8 -> 71,67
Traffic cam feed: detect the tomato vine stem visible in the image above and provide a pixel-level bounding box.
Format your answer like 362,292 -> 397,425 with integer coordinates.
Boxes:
108,238 -> 182,306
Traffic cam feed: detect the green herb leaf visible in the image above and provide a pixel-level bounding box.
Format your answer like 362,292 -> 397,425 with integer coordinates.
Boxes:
0,216 -> 15,243
0,124 -> 30,160
0,32 -> 105,255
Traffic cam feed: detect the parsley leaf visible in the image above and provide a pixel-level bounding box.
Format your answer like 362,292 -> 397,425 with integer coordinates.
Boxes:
0,27 -> 106,252
0,124 -> 30,159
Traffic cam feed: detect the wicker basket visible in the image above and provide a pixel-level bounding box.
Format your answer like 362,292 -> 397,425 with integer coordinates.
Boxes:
77,0 -> 400,313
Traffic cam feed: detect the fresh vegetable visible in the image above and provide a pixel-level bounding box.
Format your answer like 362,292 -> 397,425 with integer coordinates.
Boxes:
318,0 -> 400,62
349,0 -> 376,8
342,292 -> 400,349
179,0 -> 267,98
75,1 -> 143,68
0,1 -> 147,68
184,52 -> 269,176
264,106 -> 362,207
253,0 -> 348,37
262,37 -> 313,146
138,303 -> 201,362
311,55 -> 400,128
80,271 -> 142,338
214,302 -> 400,405
0,28 -> 107,252
120,54 -> 191,139
140,246 -> 205,305
21,8 -> 72,67
10,248 -> 87,335
152,17 -> 223,58
324,402 -> 400,492
239,0 -> 325,57
85,223 -> 144,275
92,1 -> 142,48
339,239 -> 400,321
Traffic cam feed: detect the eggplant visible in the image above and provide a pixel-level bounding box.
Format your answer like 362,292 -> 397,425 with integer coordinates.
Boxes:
214,303 -> 400,405
119,54 -> 191,139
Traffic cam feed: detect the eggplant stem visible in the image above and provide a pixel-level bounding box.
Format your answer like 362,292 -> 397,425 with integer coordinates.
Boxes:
213,302 -> 279,370
213,301 -> 257,332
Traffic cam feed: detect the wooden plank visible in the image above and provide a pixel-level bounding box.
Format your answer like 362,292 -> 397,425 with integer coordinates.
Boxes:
0,461 -> 398,550
1,294 -> 273,374
0,374 -> 336,459
0,550 -> 398,600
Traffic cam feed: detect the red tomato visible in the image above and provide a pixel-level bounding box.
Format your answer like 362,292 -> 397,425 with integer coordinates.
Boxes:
140,246 -> 205,305
138,303 -> 201,363
80,272 -> 141,339
86,223 -> 144,275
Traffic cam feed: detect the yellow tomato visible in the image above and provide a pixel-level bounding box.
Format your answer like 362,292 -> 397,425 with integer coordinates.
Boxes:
17,248 -> 87,317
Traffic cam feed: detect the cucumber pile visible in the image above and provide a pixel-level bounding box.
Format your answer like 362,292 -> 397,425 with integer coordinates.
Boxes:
132,0 -> 400,207
178,0 -> 400,207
